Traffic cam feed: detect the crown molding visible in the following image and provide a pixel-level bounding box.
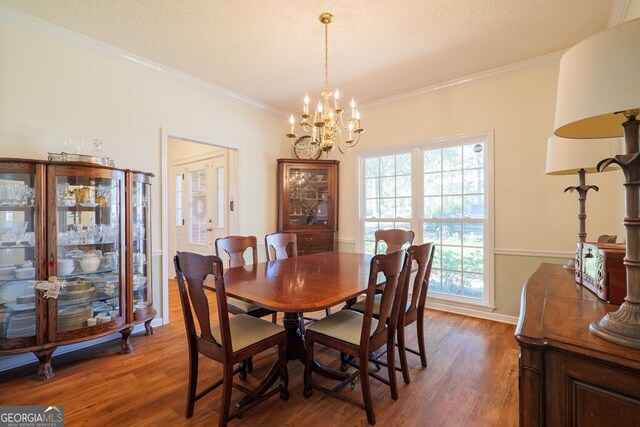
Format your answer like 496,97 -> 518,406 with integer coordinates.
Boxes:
360,50 -> 565,111
0,5 -> 286,116
609,0 -> 630,27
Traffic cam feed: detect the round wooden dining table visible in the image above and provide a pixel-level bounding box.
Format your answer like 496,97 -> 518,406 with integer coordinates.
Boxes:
223,252 -> 374,380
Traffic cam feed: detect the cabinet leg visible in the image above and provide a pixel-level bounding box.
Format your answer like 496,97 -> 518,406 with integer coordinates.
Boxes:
120,326 -> 133,354
34,348 -> 56,381
144,319 -> 154,336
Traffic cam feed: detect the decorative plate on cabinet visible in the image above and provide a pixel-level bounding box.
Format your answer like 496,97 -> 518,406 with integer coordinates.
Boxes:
293,136 -> 322,160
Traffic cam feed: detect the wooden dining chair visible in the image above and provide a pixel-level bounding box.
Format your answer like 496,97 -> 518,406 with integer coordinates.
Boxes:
264,232 -> 298,261
303,249 -> 408,425
265,232 -> 332,320
173,252 -> 289,426
374,229 -> 415,254
349,242 -> 435,384
215,235 -> 277,323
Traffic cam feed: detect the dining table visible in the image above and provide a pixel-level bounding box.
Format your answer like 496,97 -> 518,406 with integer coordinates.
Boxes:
223,251 -> 375,382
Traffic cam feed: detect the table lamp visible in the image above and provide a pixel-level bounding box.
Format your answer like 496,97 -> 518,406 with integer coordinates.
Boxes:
554,18 -> 640,348
545,136 -> 621,247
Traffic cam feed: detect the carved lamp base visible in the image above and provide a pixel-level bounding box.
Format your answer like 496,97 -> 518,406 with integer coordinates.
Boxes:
589,301 -> 640,349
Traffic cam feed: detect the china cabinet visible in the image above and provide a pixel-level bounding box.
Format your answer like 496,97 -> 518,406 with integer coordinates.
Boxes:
0,158 -> 155,380
277,159 -> 338,254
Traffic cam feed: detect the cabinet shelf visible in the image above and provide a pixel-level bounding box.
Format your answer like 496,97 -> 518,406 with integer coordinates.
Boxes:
0,244 -> 35,250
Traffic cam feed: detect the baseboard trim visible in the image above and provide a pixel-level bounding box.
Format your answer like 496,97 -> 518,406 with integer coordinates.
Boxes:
0,317 -> 163,373
425,301 -> 518,325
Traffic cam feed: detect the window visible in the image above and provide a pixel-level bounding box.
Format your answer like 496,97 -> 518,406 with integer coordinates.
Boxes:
359,134 -> 493,308
188,169 -> 207,245
175,174 -> 183,227
423,142 -> 486,299
363,152 -> 412,254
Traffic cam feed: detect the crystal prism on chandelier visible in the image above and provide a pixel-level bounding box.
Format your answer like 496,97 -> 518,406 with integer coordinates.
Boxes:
286,12 -> 364,159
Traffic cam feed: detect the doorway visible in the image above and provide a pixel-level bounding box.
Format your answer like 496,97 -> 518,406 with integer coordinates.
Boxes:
167,137 -> 239,273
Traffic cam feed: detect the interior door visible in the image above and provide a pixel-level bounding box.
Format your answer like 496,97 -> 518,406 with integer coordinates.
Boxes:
178,153 -> 228,256
182,159 -> 214,255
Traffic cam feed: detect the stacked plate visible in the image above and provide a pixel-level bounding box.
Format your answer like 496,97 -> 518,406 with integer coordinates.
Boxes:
15,267 -> 35,280
58,304 -> 92,332
6,311 -> 36,338
0,266 -> 16,280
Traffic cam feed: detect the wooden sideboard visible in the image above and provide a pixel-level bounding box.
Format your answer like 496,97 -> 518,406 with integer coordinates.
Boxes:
515,263 -> 640,426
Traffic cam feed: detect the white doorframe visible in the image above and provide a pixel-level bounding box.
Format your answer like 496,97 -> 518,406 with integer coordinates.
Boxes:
160,128 -> 242,325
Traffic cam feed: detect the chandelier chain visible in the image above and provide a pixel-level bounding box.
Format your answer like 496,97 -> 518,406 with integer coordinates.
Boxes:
324,22 -> 329,91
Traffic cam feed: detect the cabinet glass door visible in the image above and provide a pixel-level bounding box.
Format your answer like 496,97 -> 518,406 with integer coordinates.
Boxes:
54,173 -> 123,333
287,167 -> 330,228
0,166 -> 38,340
131,179 -> 152,319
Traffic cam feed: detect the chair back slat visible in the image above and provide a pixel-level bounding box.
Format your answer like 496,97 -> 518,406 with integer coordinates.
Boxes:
174,252 -> 232,353
360,250 -> 407,344
374,229 -> 415,254
265,232 -> 298,261
215,235 -> 258,268
406,243 -> 435,311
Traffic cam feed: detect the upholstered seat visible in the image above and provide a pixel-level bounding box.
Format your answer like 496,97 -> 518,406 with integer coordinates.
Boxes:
226,297 -> 263,314
212,313 -> 285,352
306,310 -> 378,346
349,295 -> 409,317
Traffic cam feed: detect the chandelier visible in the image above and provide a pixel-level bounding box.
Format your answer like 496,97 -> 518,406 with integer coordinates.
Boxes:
286,12 -> 364,159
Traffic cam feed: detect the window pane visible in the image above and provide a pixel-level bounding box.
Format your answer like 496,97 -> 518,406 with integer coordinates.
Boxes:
463,247 -> 484,273
442,171 -> 462,195
365,199 -> 379,218
424,196 -> 442,218
396,153 -> 411,174
423,222 -> 440,243
463,273 -> 484,298
380,155 -> 395,176
442,146 -> 462,171
365,158 -> 379,178
380,177 -> 395,198
394,222 -> 411,230
442,222 -> 462,245
365,178 -> 379,199
430,269 -> 443,293
380,198 -> 395,218
424,150 -> 441,173
441,270 -> 462,295
396,198 -> 411,218
442,195 -> 462,218
424,173 -> 441,196
364,241 -> 375,255
364,222 -> 378,241
442,246 -> 462,271
463,223 -> 484,246
463,143 -> 484,169
432,246 -> 442,269
396,175 -> 411,197
463,195 -> 484,218
463,169 -> 484,194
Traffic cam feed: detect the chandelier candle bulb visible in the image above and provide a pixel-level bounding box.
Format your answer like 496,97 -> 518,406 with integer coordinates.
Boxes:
303,94 -> 309,115
335,89 -> 340,110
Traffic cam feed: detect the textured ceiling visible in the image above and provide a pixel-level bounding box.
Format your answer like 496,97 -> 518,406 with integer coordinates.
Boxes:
0,0 -> 615,113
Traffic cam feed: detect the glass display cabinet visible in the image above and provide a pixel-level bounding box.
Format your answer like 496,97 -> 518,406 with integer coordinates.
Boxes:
277,159 -> 339,254
0,159 -> 155,380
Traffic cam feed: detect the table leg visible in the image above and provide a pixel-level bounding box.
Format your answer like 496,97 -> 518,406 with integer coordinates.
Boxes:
282,312 -> 349,381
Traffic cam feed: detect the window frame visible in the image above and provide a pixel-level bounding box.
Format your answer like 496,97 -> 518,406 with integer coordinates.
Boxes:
357,132 -> 495,311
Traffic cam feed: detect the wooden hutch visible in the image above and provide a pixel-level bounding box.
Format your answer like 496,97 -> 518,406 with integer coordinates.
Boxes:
276,159 -> 339,254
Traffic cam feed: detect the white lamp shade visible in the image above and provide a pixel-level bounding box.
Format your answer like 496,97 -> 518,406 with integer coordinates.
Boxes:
554,18 -> 640,138
546,136 -> 621,175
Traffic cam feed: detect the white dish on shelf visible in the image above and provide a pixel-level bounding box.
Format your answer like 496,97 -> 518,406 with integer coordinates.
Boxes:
79,201 -> 98,208
0,266 -> 16,280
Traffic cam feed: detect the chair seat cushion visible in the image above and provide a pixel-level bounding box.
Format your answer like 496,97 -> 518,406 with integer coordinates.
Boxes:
306,309 -> 378,346
350,294 -> 408,317
212,314 -> 284,352
227,296 -> 264,313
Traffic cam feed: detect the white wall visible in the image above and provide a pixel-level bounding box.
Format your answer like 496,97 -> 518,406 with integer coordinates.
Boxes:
0,18 -> 288,322
338,62 -> 623,317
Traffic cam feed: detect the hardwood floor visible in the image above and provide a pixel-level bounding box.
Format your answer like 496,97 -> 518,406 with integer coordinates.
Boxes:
0,282 -> 520,426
